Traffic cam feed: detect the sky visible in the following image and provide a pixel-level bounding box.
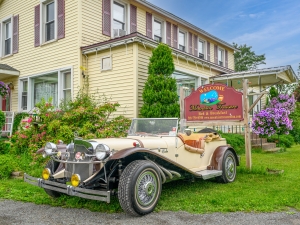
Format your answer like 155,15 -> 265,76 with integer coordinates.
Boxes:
147,0 -> 300,75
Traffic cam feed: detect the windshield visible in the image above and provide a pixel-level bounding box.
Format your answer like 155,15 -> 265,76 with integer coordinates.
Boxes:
128,118 -> 178,136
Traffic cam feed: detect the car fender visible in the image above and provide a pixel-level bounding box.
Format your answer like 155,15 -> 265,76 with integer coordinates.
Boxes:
209,146 -> 240,170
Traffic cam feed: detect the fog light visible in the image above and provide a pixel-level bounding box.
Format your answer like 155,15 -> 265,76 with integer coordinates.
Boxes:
42,168 -> 51,180
71,174 -> 81,187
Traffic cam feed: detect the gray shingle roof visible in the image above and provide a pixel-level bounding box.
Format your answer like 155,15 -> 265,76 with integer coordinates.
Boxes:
0,64 -> 19,72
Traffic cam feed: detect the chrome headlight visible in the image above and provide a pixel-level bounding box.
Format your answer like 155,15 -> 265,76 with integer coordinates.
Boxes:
95,144 -> 110,160
43,142 -> 58,158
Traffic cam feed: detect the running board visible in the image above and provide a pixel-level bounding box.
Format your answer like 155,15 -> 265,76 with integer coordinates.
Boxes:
195,170 -> 222,180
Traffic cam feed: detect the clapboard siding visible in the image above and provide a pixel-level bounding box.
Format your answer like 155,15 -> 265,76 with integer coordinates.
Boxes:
85,44 -> 135,118
0,0 -> 80,112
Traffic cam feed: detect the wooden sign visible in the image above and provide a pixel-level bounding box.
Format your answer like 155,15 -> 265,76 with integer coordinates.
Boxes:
184,83 -> 243,122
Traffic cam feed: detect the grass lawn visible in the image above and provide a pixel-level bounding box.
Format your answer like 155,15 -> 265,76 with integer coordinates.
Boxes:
1,145 -> 300,214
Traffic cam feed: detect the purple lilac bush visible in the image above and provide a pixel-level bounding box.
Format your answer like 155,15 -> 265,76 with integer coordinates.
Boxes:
251,94 -> 295,137
0,81 -> 10,97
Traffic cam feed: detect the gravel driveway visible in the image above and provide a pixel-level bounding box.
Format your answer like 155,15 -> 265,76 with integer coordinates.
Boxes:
1,200 -> 300,225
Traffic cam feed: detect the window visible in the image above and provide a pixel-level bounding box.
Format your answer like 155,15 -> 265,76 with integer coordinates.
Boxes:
218,48 -> 224,66
198,39 -> 205,59
45,2 -> 55,41
101,56 -> 112,71
178,31 -> 186,52
21,81 -> 28,110
153,20 -> 162,42
113,2 -> 125,30
19,69 -> 72,111
4,20 -> 12,55
63,71 -> 71,103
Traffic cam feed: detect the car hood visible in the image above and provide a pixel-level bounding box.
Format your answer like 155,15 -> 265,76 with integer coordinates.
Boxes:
92,136 -> 168,151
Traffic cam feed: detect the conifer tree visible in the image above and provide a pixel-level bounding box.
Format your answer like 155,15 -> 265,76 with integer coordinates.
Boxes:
140,43 -> 180,118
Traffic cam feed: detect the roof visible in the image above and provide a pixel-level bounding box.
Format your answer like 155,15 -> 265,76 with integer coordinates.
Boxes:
210,65 -> 298,87
81,32 -> 235,74
0,64 -> 19,72
135,0 -> 236,50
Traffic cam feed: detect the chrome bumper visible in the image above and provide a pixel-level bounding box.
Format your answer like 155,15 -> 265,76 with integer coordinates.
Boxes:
24,173 -> 110,203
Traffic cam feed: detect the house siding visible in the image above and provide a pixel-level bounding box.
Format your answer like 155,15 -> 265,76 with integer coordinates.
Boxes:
84,44 -> 135,118
0,0 -> 80,112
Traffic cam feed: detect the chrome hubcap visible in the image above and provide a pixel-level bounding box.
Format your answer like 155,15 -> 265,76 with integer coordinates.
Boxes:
136,171 -> 158,207
225,156 -> 235,180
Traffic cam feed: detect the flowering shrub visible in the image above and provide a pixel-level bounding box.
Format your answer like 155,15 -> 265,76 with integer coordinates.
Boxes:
0,111 -> 5,134
0,81 -> 10,97
10,91 -> 131,156
251,94 -> 295,137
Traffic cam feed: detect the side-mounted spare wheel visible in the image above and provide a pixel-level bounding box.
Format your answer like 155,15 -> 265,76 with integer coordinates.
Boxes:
118,160 -> 162,216
216,150 -> 237,183
43,160 -> 62,198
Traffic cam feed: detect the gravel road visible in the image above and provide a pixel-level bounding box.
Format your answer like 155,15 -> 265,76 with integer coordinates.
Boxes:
1,200 -> 300,225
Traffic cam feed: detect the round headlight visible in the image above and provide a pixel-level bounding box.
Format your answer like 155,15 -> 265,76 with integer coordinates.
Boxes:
42,168 -> 51,180
71,174 -> 81,187
95,144 -> 110,160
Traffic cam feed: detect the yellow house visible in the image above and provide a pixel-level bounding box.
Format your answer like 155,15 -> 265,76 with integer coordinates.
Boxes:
0,0 -> 237,119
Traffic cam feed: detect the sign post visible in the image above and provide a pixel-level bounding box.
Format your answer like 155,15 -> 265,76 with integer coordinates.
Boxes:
243,79 -> 252,169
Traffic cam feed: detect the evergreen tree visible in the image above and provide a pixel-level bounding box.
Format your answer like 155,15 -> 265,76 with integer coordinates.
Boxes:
140,43 -> 180,118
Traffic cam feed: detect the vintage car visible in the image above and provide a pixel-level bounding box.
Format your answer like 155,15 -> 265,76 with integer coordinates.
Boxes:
24,118 -> 239,216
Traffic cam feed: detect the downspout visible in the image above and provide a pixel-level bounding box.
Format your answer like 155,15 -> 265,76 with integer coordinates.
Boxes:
83,53 -> 88,93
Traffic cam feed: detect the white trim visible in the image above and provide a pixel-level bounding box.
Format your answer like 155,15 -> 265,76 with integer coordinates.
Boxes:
218,46 -> 225,66
198,37 -> 206,60
0,15 -> 13,57
152,16 -> 166,43
40,0 -> 58,45
101,55 -> 112,71
178,28 -> 187,52
111,0 -> 130,38
18,66 -> 73,112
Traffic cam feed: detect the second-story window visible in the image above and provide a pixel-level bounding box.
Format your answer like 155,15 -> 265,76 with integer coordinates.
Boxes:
198,39 -> 205,59
218,48 -> 224,66
154,20 -> 162,42
113,2 -> 125,30
4,20 -> 12,55
178,31 -> 186,52
46,2 -> 55,41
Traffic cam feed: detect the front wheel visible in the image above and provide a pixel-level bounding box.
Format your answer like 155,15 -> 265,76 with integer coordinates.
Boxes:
216,150 -> 236,183
118,160 -> 162,216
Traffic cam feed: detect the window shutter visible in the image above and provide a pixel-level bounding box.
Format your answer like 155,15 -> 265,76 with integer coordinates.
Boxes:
57,0 -> 65,39
146,12 -> 152,38
34,5 -> 40,47
193,34 -> 198,56
214,44 -> 218,64
12,15 -> 19,54
225,50 -> 228,68
172,24 -> 178,48
0,23 -> 1,56
102,0 -> 111,37
207,41 -> 210,61
188,32 -> 193,54
166,21 -> 171,46
130,4 -> 137,33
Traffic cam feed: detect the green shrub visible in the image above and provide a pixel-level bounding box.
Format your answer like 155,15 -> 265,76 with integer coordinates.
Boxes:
267,134 -> 294,148
10,90 -> 131,156
0,110 -> 5,134
0,140 -> 11,154
219,132 -> 245,155
0,155 -> 17,179
12,112 -> 29,134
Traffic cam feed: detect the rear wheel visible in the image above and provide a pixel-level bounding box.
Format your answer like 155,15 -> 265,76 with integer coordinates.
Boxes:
216,150 -> 236,183
44,160 -> 62,198
118,160 -> 162,216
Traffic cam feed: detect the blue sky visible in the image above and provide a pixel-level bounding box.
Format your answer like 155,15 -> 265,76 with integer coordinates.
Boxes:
147,0 -> 300,74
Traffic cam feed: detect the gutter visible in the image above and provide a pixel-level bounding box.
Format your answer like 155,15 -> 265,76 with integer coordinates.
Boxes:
81,33 -> 234,74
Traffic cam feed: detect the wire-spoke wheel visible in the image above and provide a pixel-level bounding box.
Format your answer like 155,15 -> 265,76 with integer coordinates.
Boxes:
216,151 -> 237,183
118,160 -> 162,216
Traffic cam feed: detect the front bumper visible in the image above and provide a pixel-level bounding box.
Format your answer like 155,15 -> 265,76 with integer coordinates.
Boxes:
24,173 -> 110,203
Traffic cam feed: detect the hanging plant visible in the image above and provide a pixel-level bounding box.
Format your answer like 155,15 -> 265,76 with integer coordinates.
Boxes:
0,81 -> 10,97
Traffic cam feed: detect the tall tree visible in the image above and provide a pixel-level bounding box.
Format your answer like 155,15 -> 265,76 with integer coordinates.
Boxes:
233,43 -> 266,72
140,43 -> 179,118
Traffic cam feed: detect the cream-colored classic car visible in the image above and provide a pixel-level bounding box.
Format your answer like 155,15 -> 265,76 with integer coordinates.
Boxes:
24,118 -> 239,216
